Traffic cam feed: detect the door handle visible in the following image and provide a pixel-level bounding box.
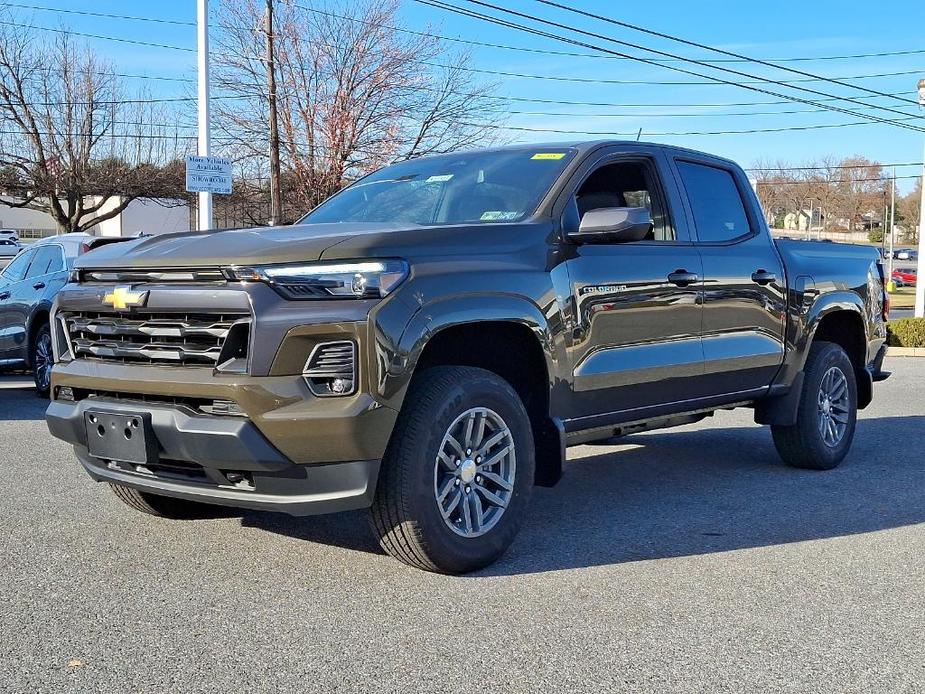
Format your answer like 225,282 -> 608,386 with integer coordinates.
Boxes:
751,269 -> 777,285
0,291 -> 9,300
667,270 -> 699,287
32,281 -> 45,290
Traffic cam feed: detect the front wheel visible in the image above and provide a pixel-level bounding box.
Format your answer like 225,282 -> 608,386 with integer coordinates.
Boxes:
771,341 -> 858,470
31,322 -> 53,397
370,366 -> 535,574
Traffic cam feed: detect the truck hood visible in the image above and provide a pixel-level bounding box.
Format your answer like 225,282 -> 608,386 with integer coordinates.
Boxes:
75,223 -> 416,269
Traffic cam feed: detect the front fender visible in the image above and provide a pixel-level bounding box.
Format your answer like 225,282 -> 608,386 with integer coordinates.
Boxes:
376,292 -> 559,411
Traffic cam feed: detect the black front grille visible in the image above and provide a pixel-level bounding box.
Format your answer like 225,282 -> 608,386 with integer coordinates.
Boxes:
62,311 -> 249,367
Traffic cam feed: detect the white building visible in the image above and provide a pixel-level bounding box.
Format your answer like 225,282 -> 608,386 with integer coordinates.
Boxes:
0,196 -> 190,237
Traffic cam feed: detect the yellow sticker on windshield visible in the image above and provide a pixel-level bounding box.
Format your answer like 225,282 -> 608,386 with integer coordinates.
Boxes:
531,152 -> 566,160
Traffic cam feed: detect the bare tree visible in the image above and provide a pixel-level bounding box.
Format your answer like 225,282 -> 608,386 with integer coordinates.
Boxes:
213,0 -> 505,221
832,157 -> 886,232
0,19 -> 188,233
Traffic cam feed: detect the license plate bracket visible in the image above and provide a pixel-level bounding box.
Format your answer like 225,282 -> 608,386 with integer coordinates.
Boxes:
85,410 -> 158,464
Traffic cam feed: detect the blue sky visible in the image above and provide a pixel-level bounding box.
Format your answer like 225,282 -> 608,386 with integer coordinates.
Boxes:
10,0 -> 925,191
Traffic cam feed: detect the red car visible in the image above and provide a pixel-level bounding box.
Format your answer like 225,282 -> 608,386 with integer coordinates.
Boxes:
892,268 -> 917,286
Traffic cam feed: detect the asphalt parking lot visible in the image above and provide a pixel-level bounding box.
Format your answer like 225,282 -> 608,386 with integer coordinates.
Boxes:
1,359 -> 923,693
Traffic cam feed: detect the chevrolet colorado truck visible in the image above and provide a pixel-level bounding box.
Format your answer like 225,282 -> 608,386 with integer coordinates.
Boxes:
46,141 -> 889,574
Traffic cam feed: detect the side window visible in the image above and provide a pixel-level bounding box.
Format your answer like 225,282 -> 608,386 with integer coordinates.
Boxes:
676,161 -> 752,243
27,246 -> 64,277
572,160 -> 674,241
0,249 -> 35,282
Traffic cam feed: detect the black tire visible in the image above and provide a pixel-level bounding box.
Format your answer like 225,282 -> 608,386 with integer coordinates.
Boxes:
772,341 -> 858,470
370,366 -> 535,574
30,322 -> 52,398
108,483 -> 226,519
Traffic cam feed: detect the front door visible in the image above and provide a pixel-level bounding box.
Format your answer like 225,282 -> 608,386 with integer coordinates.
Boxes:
560,153 -> 706,423
0,248 -> 36,361
673,157 -> 787,395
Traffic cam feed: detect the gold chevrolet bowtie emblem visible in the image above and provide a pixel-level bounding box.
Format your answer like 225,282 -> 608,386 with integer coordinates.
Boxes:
103,286 -> 148,311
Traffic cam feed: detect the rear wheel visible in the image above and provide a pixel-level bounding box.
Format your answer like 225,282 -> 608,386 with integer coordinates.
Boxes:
31,322 -> 52,397
109,483 -> 226,519
370,366 -> 534,574
771,341 -> 857,470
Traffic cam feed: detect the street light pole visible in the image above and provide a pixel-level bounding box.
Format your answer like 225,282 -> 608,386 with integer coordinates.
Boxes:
916,79 -> 925,317
197,0 -> 213,231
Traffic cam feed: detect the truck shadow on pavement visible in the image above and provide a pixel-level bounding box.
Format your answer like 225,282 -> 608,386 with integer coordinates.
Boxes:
245,415 -> 925,576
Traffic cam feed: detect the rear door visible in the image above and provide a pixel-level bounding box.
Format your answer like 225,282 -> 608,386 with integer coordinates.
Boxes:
672,157 -> 787,396
560,147 -> 706,422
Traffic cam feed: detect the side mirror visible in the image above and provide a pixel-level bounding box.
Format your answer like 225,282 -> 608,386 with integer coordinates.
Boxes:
570,206 -> 653,244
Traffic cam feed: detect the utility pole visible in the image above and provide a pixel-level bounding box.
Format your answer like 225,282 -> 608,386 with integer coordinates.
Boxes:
197,0 -> 213,231
266,0 -> 282,226
916,79 -> 925,318
889,166 -> 896,283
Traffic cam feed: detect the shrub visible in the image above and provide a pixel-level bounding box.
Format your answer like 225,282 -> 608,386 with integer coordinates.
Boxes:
887,317 -> 925,347
868,228 -> 884,243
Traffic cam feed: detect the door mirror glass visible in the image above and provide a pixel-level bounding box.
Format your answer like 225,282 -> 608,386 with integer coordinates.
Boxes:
570,206 -> 653,244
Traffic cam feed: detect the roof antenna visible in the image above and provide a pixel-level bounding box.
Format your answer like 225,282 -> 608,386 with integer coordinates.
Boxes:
636,128 -> 643,142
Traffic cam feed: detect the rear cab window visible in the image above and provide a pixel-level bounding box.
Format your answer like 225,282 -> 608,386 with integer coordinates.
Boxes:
675,160 -> 753,244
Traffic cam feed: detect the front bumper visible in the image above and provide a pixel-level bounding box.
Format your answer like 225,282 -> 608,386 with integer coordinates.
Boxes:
46,397 -> 381,516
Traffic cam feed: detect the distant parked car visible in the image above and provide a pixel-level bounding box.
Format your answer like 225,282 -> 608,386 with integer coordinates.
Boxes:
894,248 -> 918,261
0,234 -> 130,395
0,229 -> 19,243
892,268 -> 917,286
0,238 -> 20,266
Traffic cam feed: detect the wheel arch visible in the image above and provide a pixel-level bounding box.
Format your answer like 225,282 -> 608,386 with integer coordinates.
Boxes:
395,295 -> 565,486
25,302 -> 52,367
805,298 -> 870,408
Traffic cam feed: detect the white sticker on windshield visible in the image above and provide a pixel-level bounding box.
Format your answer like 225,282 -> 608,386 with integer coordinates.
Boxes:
480,211 -> 520,221
425,174 -> 454,183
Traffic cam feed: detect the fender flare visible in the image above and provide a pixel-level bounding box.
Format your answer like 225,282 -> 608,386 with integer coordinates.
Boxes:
397,293 -> 558,378
393,293 -> 565,487
24,301 -> 53,367
798,291 -> 866,372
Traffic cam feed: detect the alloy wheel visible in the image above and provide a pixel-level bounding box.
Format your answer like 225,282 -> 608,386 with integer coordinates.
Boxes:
817,365 -> 850,447
433,407 -> 516,538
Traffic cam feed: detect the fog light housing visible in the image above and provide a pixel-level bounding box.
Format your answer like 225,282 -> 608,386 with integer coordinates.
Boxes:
302,341 -> 357,397
56,386 -> 75,401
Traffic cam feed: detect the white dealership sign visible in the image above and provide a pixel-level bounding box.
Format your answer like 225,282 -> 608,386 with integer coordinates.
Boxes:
185,155 -> 232,195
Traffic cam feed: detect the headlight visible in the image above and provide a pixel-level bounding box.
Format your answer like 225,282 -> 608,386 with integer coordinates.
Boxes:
224,260 -> 408,300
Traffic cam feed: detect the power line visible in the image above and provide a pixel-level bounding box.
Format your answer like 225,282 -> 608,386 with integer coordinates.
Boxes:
449,0 -> 925,124
759,174 -> 921,185
534,0 -> 920,108
419,59 -> 923,88
746,162 -> 923,172
3,3 -> 195,27
465,115 -> 924,137
293,2 -> 925,64
416,0 -> 925,133
91,71 -> 924,115
0,20 -> 194,52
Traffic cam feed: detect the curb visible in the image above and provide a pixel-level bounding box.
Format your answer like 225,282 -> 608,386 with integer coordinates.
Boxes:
886,347 -> 925,357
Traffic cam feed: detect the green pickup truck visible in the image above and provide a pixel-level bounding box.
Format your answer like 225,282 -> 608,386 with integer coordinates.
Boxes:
46,141 -> 889,573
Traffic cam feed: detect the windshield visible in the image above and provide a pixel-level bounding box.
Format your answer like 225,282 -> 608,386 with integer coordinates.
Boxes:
301,148 -> 576,226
